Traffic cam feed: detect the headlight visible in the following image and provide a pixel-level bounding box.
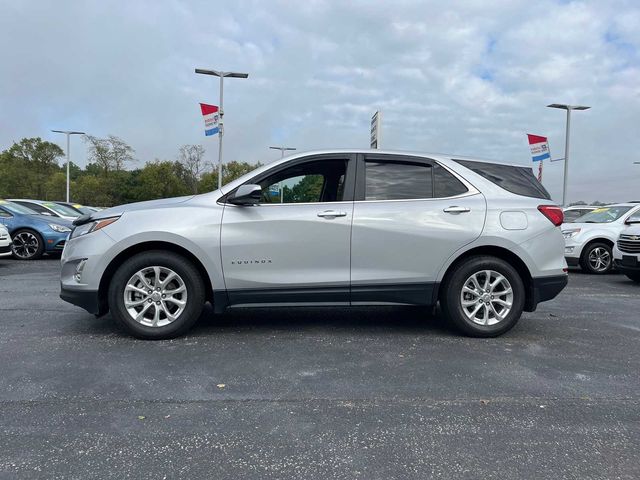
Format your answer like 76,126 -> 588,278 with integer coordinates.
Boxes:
49,224 -> 72,233
70,216 -> 120,239
562,228 -> 581,239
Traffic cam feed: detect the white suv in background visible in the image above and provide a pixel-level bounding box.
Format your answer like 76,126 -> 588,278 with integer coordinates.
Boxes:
60,150 -> 568,339
562,204 -> 640,274
613,213 -> 640,283
0,224 -> 11,257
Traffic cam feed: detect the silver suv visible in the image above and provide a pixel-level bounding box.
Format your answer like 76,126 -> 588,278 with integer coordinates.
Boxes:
60,150 -> 568,339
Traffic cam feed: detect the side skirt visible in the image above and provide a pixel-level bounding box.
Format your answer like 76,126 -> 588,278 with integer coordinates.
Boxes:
216,283 -> 439,310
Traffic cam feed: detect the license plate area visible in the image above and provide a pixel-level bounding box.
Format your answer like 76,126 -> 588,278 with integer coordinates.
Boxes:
622,255 -> 638,267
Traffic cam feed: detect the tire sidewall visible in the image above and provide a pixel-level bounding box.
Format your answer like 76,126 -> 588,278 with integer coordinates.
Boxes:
442,256 -> 525,337
580,242 -> 612,274
108,251 -> 205,339
12,229 -> 44,260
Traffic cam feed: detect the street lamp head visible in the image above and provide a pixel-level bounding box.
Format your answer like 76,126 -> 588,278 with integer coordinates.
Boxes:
547,103 -> 591,111
195,68 -> 248,79
51,130 -> 86,135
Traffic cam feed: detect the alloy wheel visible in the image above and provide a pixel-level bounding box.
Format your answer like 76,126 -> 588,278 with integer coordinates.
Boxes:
123,266 -> 188,328
588,247 -> 611,272
12,232 -> 40,259
460,270 -> 514,326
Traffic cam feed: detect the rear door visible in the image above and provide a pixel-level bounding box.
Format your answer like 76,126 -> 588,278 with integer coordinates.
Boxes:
350,154 -> 486,304
220,153 -> 356,305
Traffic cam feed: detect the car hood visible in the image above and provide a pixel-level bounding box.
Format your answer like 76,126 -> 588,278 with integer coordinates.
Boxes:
28,214 -> 73,227
79,195 -> 195,223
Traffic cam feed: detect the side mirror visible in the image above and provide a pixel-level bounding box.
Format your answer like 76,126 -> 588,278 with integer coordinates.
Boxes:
625,215 -> 640,225
228,184 -> 262,206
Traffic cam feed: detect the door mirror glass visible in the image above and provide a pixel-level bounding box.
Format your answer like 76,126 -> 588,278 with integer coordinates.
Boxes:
626,215 -> 640,225
228,184 -> 262,205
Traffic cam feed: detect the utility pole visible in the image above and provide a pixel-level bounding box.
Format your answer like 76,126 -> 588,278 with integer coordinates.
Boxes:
195,68 -> 249,190
51,130 -> 86,202
546,104 -> 590,206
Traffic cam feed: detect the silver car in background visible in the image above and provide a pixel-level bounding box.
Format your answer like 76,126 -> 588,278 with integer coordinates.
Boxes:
60,150 -> 567,339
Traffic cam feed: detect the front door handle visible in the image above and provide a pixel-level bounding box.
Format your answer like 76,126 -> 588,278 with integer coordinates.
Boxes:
443,206 -> 470,214
317,210 -> 347,218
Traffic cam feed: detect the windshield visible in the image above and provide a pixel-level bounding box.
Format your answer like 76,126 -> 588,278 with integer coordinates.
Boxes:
574,206 -> 632,223
0,200 -> 38,215
42,202 -> 80,217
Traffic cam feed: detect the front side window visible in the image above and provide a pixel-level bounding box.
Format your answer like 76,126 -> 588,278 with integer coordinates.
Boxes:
257,159 -> 347,204
1,201 -> 38,215
13,201 -> 55,216
365,161 -> 433,201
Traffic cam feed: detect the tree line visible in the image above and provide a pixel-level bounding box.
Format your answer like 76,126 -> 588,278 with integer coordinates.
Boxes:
0,136 -> 260,207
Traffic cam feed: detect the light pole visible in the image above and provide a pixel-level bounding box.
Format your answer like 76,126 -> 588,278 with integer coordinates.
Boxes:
269,146 -> 296,202
269,146 -> 296,159
547,104 -> 590,206
51,130 -> 86,202
195,68 -> 249,189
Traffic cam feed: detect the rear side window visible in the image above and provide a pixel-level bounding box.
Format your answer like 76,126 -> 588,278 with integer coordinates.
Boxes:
454,160 -> 551,200
365,161 -> 433,200
433,163 -> 468,197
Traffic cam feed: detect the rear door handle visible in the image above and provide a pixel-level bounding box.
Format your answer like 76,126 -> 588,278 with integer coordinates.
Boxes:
317,210 -> 347,218
443,206 -> 470,214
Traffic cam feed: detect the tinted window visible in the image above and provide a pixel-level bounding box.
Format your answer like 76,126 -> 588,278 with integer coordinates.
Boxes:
13,201 -> 55,216
454,160 -> 551,200
365,161 -> 433,200
433,163 -> 468,198
0,201 -> 37,215
257,159 -> 347,204
0,208 -> 12,218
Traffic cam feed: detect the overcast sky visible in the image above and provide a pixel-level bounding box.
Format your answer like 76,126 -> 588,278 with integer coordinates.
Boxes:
1,0 -> 639,203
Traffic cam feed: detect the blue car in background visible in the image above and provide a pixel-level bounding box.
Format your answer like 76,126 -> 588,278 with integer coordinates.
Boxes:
0,200 -> 72,260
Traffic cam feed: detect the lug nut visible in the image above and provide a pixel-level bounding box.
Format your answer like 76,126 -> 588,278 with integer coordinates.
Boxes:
162,294 -> 166,298
156,301 -> 160,305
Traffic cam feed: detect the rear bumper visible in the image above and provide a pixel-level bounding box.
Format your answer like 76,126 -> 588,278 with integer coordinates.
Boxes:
526,274 -> 568,311
60,286 -> 103,315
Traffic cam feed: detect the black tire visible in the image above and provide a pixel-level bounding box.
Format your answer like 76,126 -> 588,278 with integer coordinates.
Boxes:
108,250 -> 206,339
440,256 -> 525,337
11,229 -> 44,260
624,272 -> 640,283
580,242 -> 613,274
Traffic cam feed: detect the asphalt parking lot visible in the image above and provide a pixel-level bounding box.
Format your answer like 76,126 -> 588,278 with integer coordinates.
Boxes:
0,258 -> 638,479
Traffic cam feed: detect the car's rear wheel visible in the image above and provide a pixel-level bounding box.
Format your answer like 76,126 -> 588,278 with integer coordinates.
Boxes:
580,242 -> 613,274
440,256 -> 525,337
11,229 -> 44,260
624,272 -> 640,283
108,251 -> 205,339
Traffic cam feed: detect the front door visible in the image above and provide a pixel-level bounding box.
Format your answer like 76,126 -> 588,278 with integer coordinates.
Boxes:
221,154 -> 356,306
350,154 -> 486,304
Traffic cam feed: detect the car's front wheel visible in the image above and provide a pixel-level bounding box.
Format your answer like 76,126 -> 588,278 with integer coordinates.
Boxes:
440,256 -> 525,337
580,242 -> 613,274
11,229 -> 44,260
108,251 -> 206,339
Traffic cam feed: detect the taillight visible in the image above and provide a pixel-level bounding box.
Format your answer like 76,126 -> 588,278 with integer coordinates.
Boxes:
538,205 -> 564,226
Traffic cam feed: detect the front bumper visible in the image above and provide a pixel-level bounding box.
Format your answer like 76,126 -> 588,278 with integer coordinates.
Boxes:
43,231 -> 69,253
527,274 -> 568,311
60,286 -> 103,315
0,243 -> 12,257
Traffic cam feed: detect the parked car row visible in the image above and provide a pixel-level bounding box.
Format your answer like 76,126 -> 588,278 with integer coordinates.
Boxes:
0,199 -> 101,260
562,203 -> 640,281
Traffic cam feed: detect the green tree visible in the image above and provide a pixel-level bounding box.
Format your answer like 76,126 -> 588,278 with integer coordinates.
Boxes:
135,160 -> 191,200
197,161 -> 262,193
84,135 -> 135,174
1,138 -> 64,198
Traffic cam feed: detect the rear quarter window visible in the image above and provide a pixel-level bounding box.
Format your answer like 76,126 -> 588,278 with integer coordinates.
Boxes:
454,160 -> 551,200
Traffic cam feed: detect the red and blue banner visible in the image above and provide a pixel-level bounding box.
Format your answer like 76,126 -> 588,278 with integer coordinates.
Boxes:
199,103 -> 220,136
527,134 -> 551,162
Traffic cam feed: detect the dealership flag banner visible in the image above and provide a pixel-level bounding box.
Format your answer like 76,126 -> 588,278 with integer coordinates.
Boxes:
527,133 -> 550,182
200,103 -> 220,136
